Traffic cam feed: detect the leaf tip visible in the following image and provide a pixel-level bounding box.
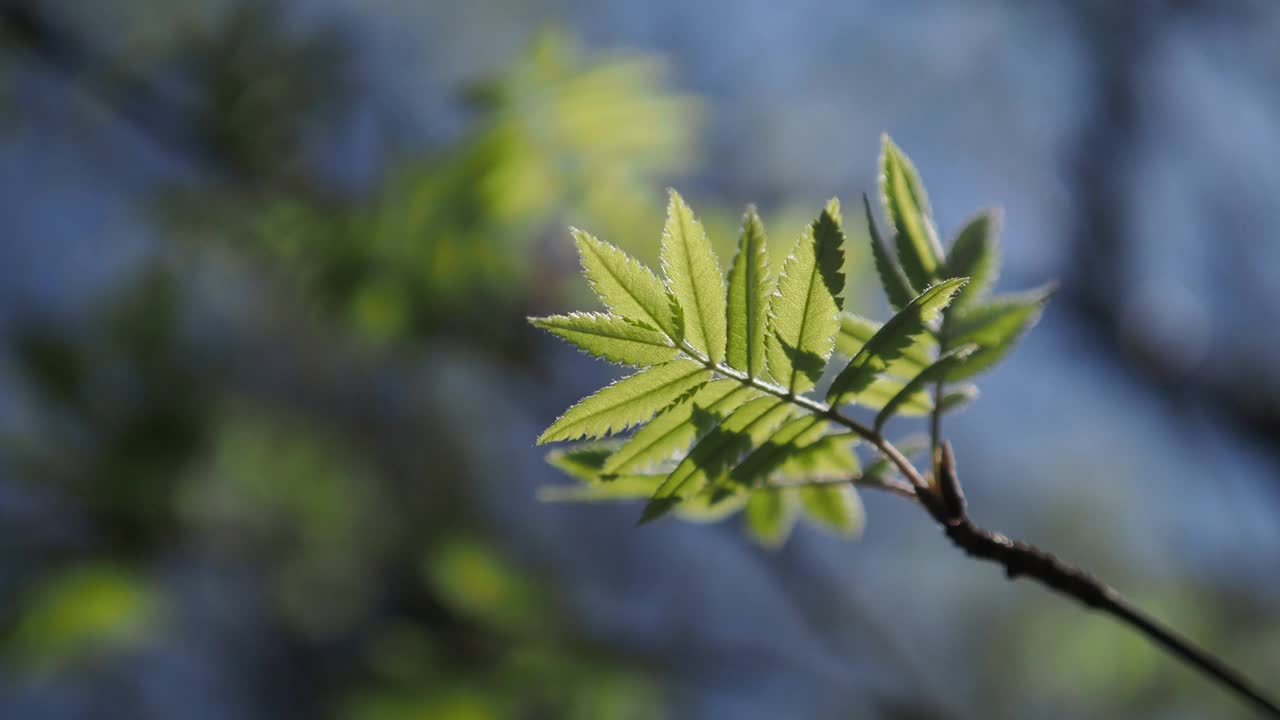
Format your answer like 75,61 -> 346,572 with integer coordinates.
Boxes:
637,496 -> 680,526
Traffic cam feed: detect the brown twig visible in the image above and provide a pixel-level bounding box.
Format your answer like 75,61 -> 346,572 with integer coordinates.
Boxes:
914,443 -> 1280,717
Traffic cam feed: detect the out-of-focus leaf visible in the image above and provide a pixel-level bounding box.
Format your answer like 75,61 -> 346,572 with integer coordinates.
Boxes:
545,442 -> 622,481
939,386 -> 980,414
943,209 -> 1002,308
744,488 -> 798,548
798,484 -> 864,537
674,490 -> 749,523
538,475 -> 662,502
780,432 -> 860,479
8,565 -> 160,676
424,540 -> 541,630
944,287 -> 1054,381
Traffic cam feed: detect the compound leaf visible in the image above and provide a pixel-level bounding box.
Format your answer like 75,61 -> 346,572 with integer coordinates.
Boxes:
640,396 -> 793,523
603,379 -> 758,475
874,344 -> 978,431
730,415 -> 828,487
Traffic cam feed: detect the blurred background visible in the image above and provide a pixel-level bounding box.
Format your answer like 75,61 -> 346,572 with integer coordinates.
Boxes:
0,1 -> 1278,718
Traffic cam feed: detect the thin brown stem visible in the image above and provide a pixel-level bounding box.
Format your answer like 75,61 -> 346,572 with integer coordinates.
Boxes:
677,343 -> 1279,716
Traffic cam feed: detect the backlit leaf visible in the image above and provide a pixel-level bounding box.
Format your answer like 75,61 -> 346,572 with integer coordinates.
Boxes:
726,206 -> 772,378
603,379 -> 758,475
640,396 -> 793,523
575,228 -> 683,340
766,200 -> 845,393
944,287 -> 1053,381
531,312 -> 678,366
744,488 -> 798,548
675,491 -> 749,523
537,360 -> 710,444
798,484 -> 864,537
780,432 -> 860,478
538,475 -> 662,502
546,441 -> 622,481
827,278 -> 967,403
880,136 -> 943,291
874,344 -> 978,431
661,190 -> 727,362
836,311 -> 934,375
943,209 -> 1001,309
730,415 -> 827,487
864,194 -> 914,311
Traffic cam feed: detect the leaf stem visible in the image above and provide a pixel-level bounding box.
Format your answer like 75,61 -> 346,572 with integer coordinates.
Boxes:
676,340 -> 1280,717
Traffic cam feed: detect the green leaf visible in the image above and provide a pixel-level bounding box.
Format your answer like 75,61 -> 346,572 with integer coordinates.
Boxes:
780,432 -> 860,478
836,311 -> 934,375
812,198 -> 847,310
602,379 -> 758,475
530,312 -> 678,366
874,344 -> 978,431
730,414 -> 828,487
661,190 -> 728,362
744,488 -> 798,548
765,200 -> 845,393
537,360 -> 711,444
538,475 -> 662,503
546,442 -> 622,481
943,209 -> 1001,308
855,436 -> 928,488
939,386 -> 979,414
880,136 -> 943,291
944,287 -> 1053,381
575,228 -> 683,341
827,278 -> 967,403
798,484 -> 863,537
726,205 -> 772,378
640,396 -> 793,523
675,491 -> 749,523
864,194 -> 914,311
852,376 -> 934,415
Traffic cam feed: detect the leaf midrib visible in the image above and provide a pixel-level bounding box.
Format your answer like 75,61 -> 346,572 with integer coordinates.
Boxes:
743,226 -> 761,376
677,209 -> 714,354
551,315 -> 673,348
790,243 -> 823,393
585,240 -> 668,335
